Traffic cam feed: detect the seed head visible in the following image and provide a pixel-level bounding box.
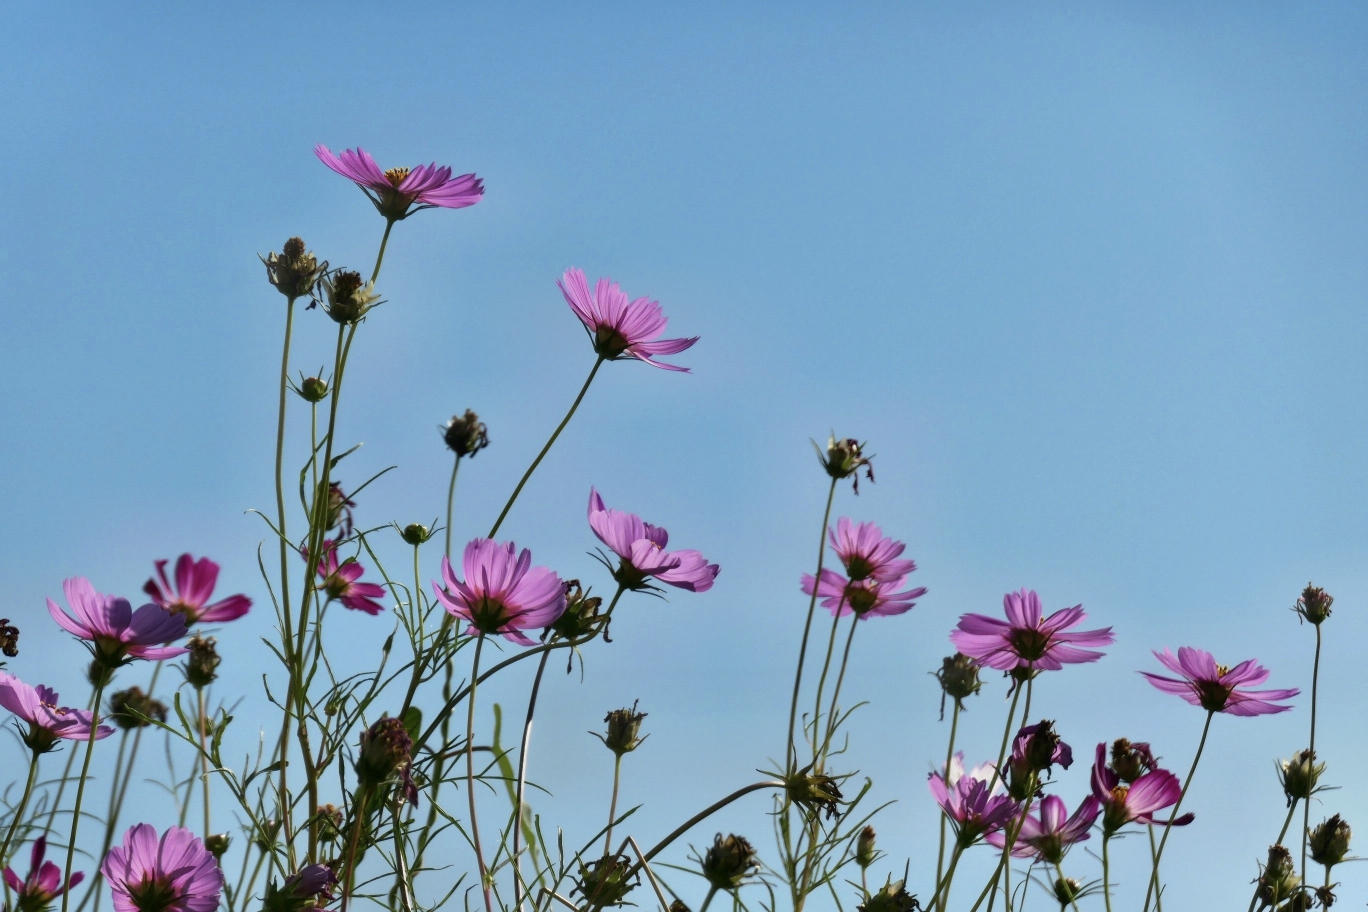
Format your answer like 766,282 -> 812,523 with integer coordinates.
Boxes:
184,635 -> 221,689
783,768 -> 844,820
596,701 -> 648,756
933,654 -> 982,716
1277,750 -> 1324,805
1257,845 -> 1301,906
1294,584 -> 1333,626
1309,814 -> 1352,869
0,618 -> 18,658
320,270 -> 381,324
357,717 -> 414,791
573,854 -> 638,908
814,434 -> 875,494
700,833 -> 759,892
856,878 -> 920,912
442,410 -> 490,459
107,686 -> 168,729
548,580 -> 604,642
262,238 -> 326,300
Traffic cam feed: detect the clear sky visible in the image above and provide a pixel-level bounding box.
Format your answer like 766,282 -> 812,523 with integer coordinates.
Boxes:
2,3 -> 1366,909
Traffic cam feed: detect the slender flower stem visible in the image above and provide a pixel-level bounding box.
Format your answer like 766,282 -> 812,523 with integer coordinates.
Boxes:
631,781 -> 784,870
44,684 -> 101,835
512,648 -> 552,912
466,635 -> 493,912
604,754 -> 624,857
198,688 -> 212,839
445,456 -> 461,561
488,356 -> 605,539
338,788 -> 370,912
0,748 -> 40,864
786,478 -> 838,768
1302,624 -> 1322,882
808,608 -> 844,766
817,615 -> 860,761
1101,834 -> 1114,912
371,219 -> 395,285
273,296 -> 297,697
61,675 -> 108,912
934,701 -> 962,905
926,843 -> 963,912
1144,710 -> 1214,912
698,887 -> 719,912
1053,862 -> 1081,912
390,798 -> 416,912
985,685 -> 1023,797
1147,825 -> 1163,912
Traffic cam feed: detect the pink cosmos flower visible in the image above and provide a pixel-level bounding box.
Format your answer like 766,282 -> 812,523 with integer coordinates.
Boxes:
940,752 -> 1000,793
143,554 -> 251,625
928,763 -> 1019,847
950,589 -> 1113,673
47,578 -> 187,666
986,794 -> 1098,864
827,518 -> 916,582
314,145 -> 483,221
102,825 -> 222,912
801,567 -> 926,621
310,540 -> 387,615
1141,647 -> 1298,716
588,489 -> 719,593
0,672 -> 112,752
557,268 -> 699,371
1090,743 -> 1193,836
5,837 -> 82,912
433,539 -> 567,646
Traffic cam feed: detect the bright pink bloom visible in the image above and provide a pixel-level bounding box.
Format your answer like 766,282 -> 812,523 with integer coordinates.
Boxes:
433,540 -> 567,646
987,794 -> 1098,863
47,578 -> 187,666
801,568 -> 925,620
950,589 -> 1113,673
588,489 -> 719,593
5,837 -> 82,912
315,145 -> 483,220
143,554 -> 251,625
1141,647 -> 1298,716
1090,743 -> 1193,835
0,672 -> 112,752
102,825 -> 222,912
928,763 -> 1019,847
310,540 -> 387,615
557,268 -> 699,371
827,518 -> 916,582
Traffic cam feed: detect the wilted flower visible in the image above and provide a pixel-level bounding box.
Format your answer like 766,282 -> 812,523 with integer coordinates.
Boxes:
1316,885 -> 1338,908
1004,721 -> 1072,799
588,489 -> 719,593
1108,738 -> 1157,783
785,767 -> 845,820
856,826 -> 877,869
700,833 -> 759,892
261,237 -> 326,300
1255,845 -> 1300,906
108,687 -> 168,730
573,854 -> 637,908
814,435 -> 874,494
316,482 -> 355,539
102,824 -> 223,912
143,554 -> 252,626
261,864 -> 337,912
4,837 -> 82,912
315,145 -> 483,221
319,270 -> 381,325
1142,647 -> 1298,716
934,654 -> 983,717
309,540 -> 387,616
1277,749 -> 1325,805
950,589 -> 1112,675
927,765 -> 1017,846
0,671 -> 112,751
856,878 -> 920,912
183,636 -> 220,689
596,702 -> 647,756
442,410 -> 489,459
547,580 -> 604,642
558,268 -> 699,371
48,578 -> 188,667
1090,743 -> 1193,836
1294,583 -> 1333,626
356,717 -> 416,804
434,539 -> 566,645
0,618 -> 18,658
987,794 -> 1098,864
1309,814 -> 1352,868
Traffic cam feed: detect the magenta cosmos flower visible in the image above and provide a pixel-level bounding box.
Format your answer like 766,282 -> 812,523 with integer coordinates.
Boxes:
1141,647 -> 1298,716
5,837 -> 82,912
801,570 -> 925,621
1090,743 -> 1193,836
950,588 -> 1113,673
102,825 -> 222,912
433,539 -> 567,646
315,145 -> 483,221
143,554 -> 251,625
558,268 -> 699,371
310,540 -> 387,616
47,578 -> 187,667
987,794 -> 1098,864
928,763 -> 1019,847
0,671 -> 112,752
827,518 -> 916,582
588,489 -> 719,592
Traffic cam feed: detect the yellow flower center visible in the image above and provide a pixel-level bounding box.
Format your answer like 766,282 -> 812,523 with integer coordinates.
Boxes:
1216,664 -> 1230,677
384,167 -> 411,187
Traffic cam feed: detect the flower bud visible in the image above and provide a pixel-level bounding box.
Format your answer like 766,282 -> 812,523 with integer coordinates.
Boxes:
596,702 -> 647,757
1315,885 -> 1338,908
253,819 -> 281,853
856,879 -> 919,912
1007,721 -> 1071,798
1309,814 -> 1351,869
855,826 -> 877,870
1108,739 -> 1157,784
86,659 -> 114,688
700,834 -> 759,893
548,580 -> 603,641
0,617 -> 18,658
573,854 -> 638,908
783,768 -> 844,820
321,270 -> 381,324
184,636 -> 221,689
107,687 -> 168,730
400,524 -> 433,546
814,434 -> 875,493
357,717 -> 413,791
204,833 -> 230,858
297,376 -> 330,403
262,238 -> 326,300
315,804 -> 344,843
1294,584 -> 1333,625
442,410 -> 490,459
1277,750 -> 1324,804
667,902 -> 691,912
1282,890 -> 1314,912
934,654 -> 982,705
263,864 -> 338,912
1052,877 -> 1082,907
1257,845 -> 1301,906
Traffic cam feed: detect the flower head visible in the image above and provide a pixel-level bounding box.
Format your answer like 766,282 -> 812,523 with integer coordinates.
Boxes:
0,618 -> 19,658
557,268 -> 698,371
801,568 -> 926,621
310,540 -> 387,615
107,687 -> 167,731
315,145 -> 483,221
0,671 -> 113,752
950,589 -> 1112,674
699,833 -> 759,893
47,579 -> 187,668
595,701 -> 648,756
856,878 -> 920,912
1310,814 -> 1352,869
814,435 -> 874,494
102,825 -> 223,912
1256,845 -> 1301,907
143,555 -> 251,625
1108,738 -> 1157,783
261,237 -> 326,301
934,654 -> 983,712
1294,583 -> 1334,625
182,636 -> 220,690
588,489 -> 719,593
1141,647 -> 1298,715
827,518 -> 916,582
442,410 -> 489,459
855,826 -> 878,870
319,270 -> 381,325
357,718 -> 416,804
574,855 -> 638,908
928,762 -> 1019,847
1090,743 -> 1193,836
433,539 -> 566,645
986,794 -> 1098,864
1278,749 -> 1325,804
1004,721 -> 1072,799
4,837 -> 82,912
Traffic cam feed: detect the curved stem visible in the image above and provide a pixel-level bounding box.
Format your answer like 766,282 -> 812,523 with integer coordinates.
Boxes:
1143,711 -> 1213,912
604,754 -> 624,857
61,676 -> 107,912
631,781 -> 784,872
445,456 -> 461,561
0,748 -> 40,864
934,701 -> 962,904
512,649 -> 552,911
785,479 -> 838,768
273,296 -> 297,708
488,357 -> 604,539
1302,625 -> 1322,881
466,635 -> 493,912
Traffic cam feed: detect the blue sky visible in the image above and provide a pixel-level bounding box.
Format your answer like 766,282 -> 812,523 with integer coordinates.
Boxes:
2,3 -> 1366,908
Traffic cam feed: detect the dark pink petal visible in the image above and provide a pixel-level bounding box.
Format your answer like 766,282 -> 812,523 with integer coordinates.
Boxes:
198,595 -> 251,623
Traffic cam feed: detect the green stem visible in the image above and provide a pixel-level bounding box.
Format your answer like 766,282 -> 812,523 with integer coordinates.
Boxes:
445,456 -> 461,561
808,609 -> 843,764
466,635 -> 493,912
934,701 -> 962,905
61,675 -> 107,912
1143,711 -> 1214,912
273,296 -> 297,719
198,688 -> 212,839
512,648 -> 553,911
1101,834 -> 1113,912
337,787 -> 370,912
604,754 -> 623,857
629,781 -> 783,871
786,479 -> 837,768
985,685 -> 1023,797
1302,625 -> 1322,882
817,615 -> 860,761
371,219 -> 395,285
0,748 -> 40,864
927,843 -> 962,912
1053,862 -> 1081,912
698,886 -> 719,912
488,357 -> 604,539
1147,825 -> 1163,912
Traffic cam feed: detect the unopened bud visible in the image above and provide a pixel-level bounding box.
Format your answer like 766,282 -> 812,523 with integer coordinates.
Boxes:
253,819 -> 281,853
204,833 -> 230,858
814,434 -> 875,494
357,717 -> 413,790
1052,877 -> 1082,907
262,238 -> 326,300
297,376 -> 329,403
597,702 -> 647,756
184,636 -> 221,689
1309,814 -> 1351,869
856,878 -> 919,912
442,410 -> 490,459
263,864 -> 338,912
1294,584 -> 1333,625
400,524 -> 433,546
1277,750 -> 1324,804
1257,845 -> 1300,905
87,659 -> 114,688
1109,738 -> 1157,784
0,618 -> 18,658
321,270 -> 381,324
549,580 -> 603,641
856,826 -> 877,869
573,854 -> 637,908
108,687 -> 168,730
701,834 -> 759,892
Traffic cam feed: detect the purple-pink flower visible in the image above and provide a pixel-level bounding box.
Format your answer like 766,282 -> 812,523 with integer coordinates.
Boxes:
315,145 -> 483,221
800,568 -> 926,620
102,825 -> 223,912
47,578 -> 187,667
557,268 -> 698,371
0,672 -> 112,752
827,518 -> 916,582
5,837 -> 81,912
310,540 -> 387,616
986,794 -> 1098,864
1090,743 -> 1193,836
950,588 -> 1113,673
143,554 -> 251,625
928,762 -> 1019,847
1141,647 -> 1298,716
433,539 -> 567,646
588,489 -> 719,593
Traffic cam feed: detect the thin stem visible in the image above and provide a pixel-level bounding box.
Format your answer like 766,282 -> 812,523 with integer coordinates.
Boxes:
466,635 -> 493,912
445,456 -> 461,561
512,649 -> 553,911
488,357 -> 604,539
1052,862 -> 1081,912
371,219 -> 395,285
391,798 -> 416,912
631,781 -> 784,871
786,478 -> 838,768
1147,825 -> 1163,912
808,609 -> 843,763
338,788 -> 370,912
0,749 -> 40,864
926,843 -> 962,912
698,887 -> 719,912
934,701 -> 962,904
198,688 -> 212,839
1302,625 -> 1322,882
817,614 -> 860,761
44,684 -> 100,834
604,754 -> 624,857
273,296 -> 297,724
61,675 -> 107,912
1143,710 -> 1214,912
1101,835 -> 1113,912
985,685 -> 1023,797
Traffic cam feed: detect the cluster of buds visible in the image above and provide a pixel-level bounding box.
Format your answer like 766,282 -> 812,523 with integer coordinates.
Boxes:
442,410 -> 490,459
1255,845 -> 1301,907
548,580 -> 605,643
596,702 -> 648,756
573,854 -> 638,907
356,717 -> 416,803
1277,749 -> 1324,806
399,523 -> 435,546
814,434 -> 875,493
0,618 -> 17,658
700,833 -> 759,893
1006,721 -> 1071,800
1309,814 -> 1352,869
262,864 -> 338,912
933,653 -> 982,718
1108,738 -> 1157,783
107,687 -> 168,730
856,878 -> 920,912
1293,584 -> 1333,626
783,766 -> 844,820
320,270 -> 381,324
262,237 -> 326,300
183,636 -> 220,689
